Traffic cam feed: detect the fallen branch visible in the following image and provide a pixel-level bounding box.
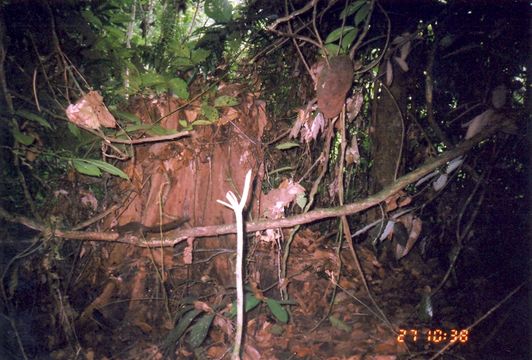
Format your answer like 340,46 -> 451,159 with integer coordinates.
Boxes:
0,119 -> 510,247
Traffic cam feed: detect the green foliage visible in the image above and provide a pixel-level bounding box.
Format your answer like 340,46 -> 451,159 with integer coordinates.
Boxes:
162,301 -> 220,351
187,313 -> 216,348
275,142 -> 300,150
328,315 -> 352,332
11,126 -> 35,146
164,307 -> 202,348
339,0 -> 367,19
325,26 -> 356,44
229,292 -> 290,323
265,298 -> 289,323
324,1 -> 370,55
201,103 -> 219,122
204,0 -> 233,23
214,95 -> 239,107
72,159 -> 129,179
15,110 -> 53,130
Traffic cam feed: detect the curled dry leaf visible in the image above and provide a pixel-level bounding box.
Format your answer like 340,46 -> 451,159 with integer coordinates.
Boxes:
65,91 -> 116,130
302,112 -> 325,143
385,191 -> 410,212
346,135 -> 360,165
402,217 -> 423,258
394,214 -> 423,259
260,179 -> 306,219
183,237 -> 194,264
399,37 -> 412,60
289,108 -> 307,139
464,109 -> 497,139
346,91 -> 364,121
194,301 -> 213,312
80,189 -> 98,211
394,56 -> 409,72
218,107 -> 240,125
385,59 -> 393,86
289,100 -> 316,139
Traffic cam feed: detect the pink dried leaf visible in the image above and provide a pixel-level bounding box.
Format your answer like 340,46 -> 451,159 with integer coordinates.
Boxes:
386,59 -> 393,86
394,56 -> 409,72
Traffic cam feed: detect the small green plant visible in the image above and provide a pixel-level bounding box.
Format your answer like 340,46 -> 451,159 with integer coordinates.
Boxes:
228,292 -> 290,324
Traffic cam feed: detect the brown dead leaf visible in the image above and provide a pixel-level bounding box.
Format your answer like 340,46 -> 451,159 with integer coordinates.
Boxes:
194,301 -> 212,312
133,320 -> 153,333
183,237 -> 194,264
290,101 -> 313,139
385,191 -> 410,212
65,91 -> 116,130
291,343 -> 319,357
249,281 -> 265,301
260,179 -> 305,219
218,107 -> 240,125
250,318 -> 274,347
403,217 -> 422,256
207,345 -> 227,359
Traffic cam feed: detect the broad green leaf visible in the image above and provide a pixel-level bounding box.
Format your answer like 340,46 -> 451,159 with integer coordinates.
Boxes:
191,48 -> 211,64
179,120 -> 189,128
73,159 -> 102,177
153,82 -> 168,94
171,43 -> 191,59
173,309 -> 202,342
146,124 -> 178,136
296,193 -> 307,209
201,104 -> 219,122
268,166 -> 295,175
187,313 -> 215,348
325,26 -> 355,44
174,57 -> 194,70
16,110 -> 52,129
103,25 -> 123,41
341,28 -> 359,49
324,43 -> 341,56
340,0 -> 366,19
276,142 -> 300,150
114,110 -> 141,124
82,9 -> 102,28
168,77 -> 189,99
117,124 -> 153,135
82,159 -> 129,179
245,293 -> 261,313
226,34 -> 242,54
214,95 -> 239,107
12,127 -> 35,145
265,298 -> 288,323
355,4 -> 370,26
269,324 -> 284,336
191,119 -> 215,126
205,0 -> 233,23
140,72 -> 166,87
229,293 -> 261,317
329,315 -> 352,332
109,12 -> 131,25
68,123 -> 81,138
